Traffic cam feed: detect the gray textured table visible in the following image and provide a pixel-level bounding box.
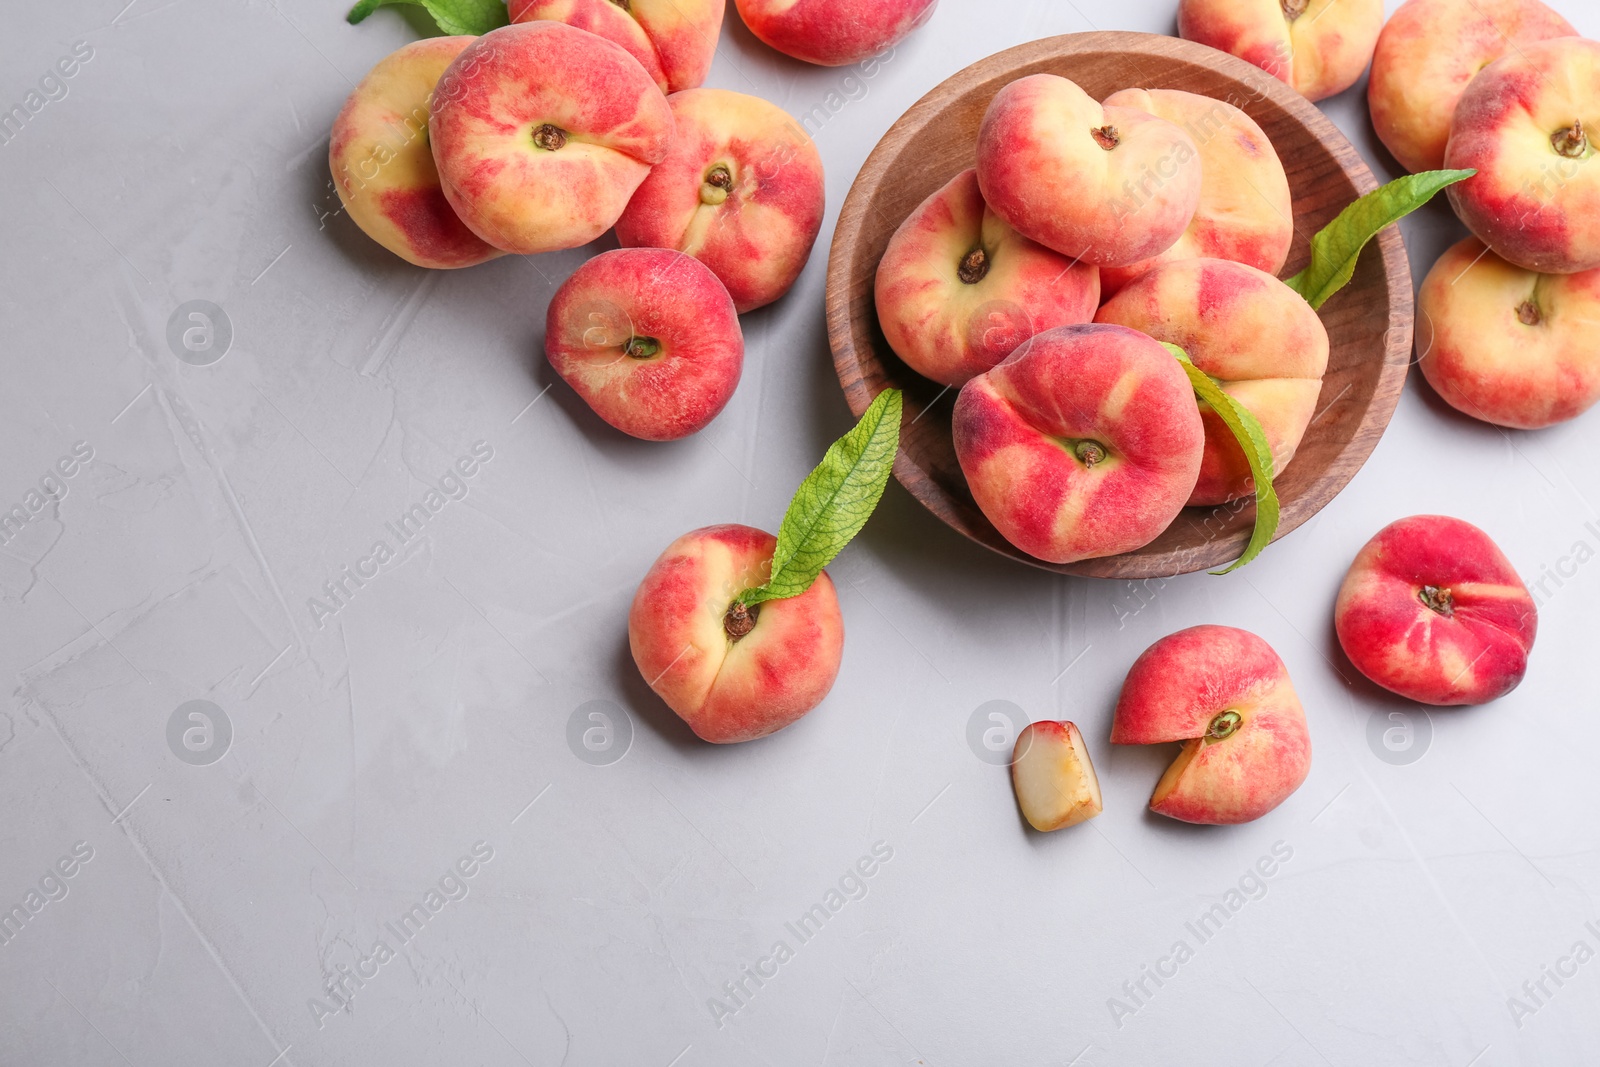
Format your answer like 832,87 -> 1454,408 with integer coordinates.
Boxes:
3,1 -> 1599,1064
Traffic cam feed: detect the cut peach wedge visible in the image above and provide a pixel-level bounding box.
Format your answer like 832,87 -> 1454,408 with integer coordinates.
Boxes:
1011,721 -> 1104,832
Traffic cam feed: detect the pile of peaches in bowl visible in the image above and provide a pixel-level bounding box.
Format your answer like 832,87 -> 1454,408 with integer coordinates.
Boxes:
319,0 -> 1582,832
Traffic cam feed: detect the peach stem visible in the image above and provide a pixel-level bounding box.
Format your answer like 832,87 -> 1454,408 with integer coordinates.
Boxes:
533,124 -> 568,151
1205,710 -> 1242,742
1552,120 -> 1587,159
1517,300 -> 1542,326
1090,126 -> 1120,150
624,337 -> 660,359
723,601 -> 759,640
1281,0 -> 1308,18
1418,585 -> 1455,618
957,248 -> 989,284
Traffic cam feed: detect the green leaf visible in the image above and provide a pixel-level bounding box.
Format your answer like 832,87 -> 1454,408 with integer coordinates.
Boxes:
740,389 -> 903,606
347,0 -> 508,36
1162,344 -> 1280,574
1284,169 -> 1474,309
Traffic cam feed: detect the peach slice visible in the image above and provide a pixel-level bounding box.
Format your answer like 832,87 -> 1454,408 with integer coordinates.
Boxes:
545,248 -> 743,441
1418,236 -> 1600,429
429,22 -> 675,255
1011,721 -> 1104,831
509,0 -> 726,93
328,38 -> 504,269
951,323 -> 1205,564
629,524 -> 844,743
1335,515 -> 1537,705
1368,0 -> 1575,174
733,0 -> 937,67
1179,0 -> 1384,103
874,168 -> 1100,387
1096,258 -> 1329,506
1098,88 -> 1293,296
1112,626 -> 1311,825
1446,37 -> 1600,275
976,74 -> 1201,268
616,88 -> 825,313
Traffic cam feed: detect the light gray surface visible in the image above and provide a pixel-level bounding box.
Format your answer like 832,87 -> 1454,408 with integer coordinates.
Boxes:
3,1 -> 1600,1064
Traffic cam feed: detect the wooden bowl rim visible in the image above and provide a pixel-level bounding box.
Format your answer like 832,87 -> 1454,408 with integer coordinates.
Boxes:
825,29 -> 1414,580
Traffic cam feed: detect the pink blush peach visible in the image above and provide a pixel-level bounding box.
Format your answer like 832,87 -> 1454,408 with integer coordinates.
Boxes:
628,524 -> 845,743
545,248 -> 743,441
1335,515 -> 1537,706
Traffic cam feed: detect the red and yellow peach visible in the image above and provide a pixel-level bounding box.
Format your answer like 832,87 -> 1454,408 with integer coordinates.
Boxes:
509,0 -> 726,93
328,38 -> 504,269
629,524 -> 845,742
545,248 -> 743,440
1335,516 -> 1537,705
1418,237 -> 1600,429
616,88 -> 825,313
429,22 -> 675,255
951,323 -> 1204,564
1096,258 -> 1329,505
1179,0 -> 1384,103
976,74 -> 1201,268
733,0 -> 937,67
874,168 -> 1100,387
1368,0 -> 1575,174
1112,625 -> 1311,825
1098,88 -> 1292,296
1446,36 -> 1600,274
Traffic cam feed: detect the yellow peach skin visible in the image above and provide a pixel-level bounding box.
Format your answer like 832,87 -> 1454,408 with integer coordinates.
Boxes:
629,524 -> 844,743
1418,237 -> 1600,429
429,22 -> 675,256
874,168 -> 1099,387
1099,88 -> 1292,296
1179,0 -> 1384,103
509,0 -> 725,93
328,38 -> 504,269
1368,0 -> 1574,174
1097,259 -> 1328,506
616,88 -> 825,313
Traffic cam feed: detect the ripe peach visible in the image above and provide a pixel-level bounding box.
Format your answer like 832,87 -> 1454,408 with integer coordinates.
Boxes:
1418,237 -> 1600,429
1178,0 -> 1384,102
976,75 -> 1201,268
1335,516 -> 1537,706
629,524 -> 844,743
1445,37 -> 1600,274
1011,721 -> 1103,832
509,0 -> 725,93
545,248 -> 743,440
429,22 -> 675,256
1096,258 -> 1329,506
616,88 -> 824,313
1368,0 -> 1575,174
732,0 -> 936,67
328,38 -> 503,269
873,168 -> 1100,387
1112,625 -> 1311,825
1097,89 -> 1292,296
951,323 -> 1204,564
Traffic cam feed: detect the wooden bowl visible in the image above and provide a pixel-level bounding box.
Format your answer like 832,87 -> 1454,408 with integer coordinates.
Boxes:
826,31 -> 1412,579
